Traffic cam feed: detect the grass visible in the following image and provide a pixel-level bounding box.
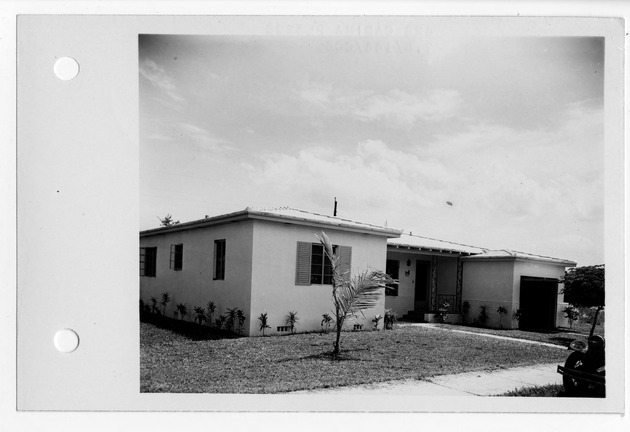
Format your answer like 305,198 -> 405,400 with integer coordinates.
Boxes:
141,320 -> 567,394
500,384 -> 566,397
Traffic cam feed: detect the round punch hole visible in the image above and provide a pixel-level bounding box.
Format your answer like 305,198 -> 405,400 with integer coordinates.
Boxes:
54,328 -> 80,353
54,57 -> 80,81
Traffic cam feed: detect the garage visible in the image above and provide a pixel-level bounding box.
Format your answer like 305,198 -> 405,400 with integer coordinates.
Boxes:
519,276 -> 559,330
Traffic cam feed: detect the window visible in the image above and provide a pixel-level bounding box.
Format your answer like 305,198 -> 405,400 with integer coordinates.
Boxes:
295,242 -> 351,286
385,259 -> 400,296
140,247 -> 157,277
310,243 -> 336,284
214,239 -> 226,280
169,244 -> 183,270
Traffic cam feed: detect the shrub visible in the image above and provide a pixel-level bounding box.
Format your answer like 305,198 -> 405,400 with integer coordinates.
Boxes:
206,301 -> 216,327
478,305 -> 488,327
215,315 -> 227,330
461,301 -> 470,324
150,297 -> 159,314
226,307 -> 238,333
384,309 -> 397,330
160,292 -> 171,315
372,314 -> 383,331
193,306 -> 207,325
176,303 -> 188,321
563,305 -> 580,329
437,301 -> 450,323
321,313 -> 333,333
497,306 -> 508,328
513,309 -> 522,324
258,312 -> 270,336
286,311 -> 299,334
236,309 -> 246,334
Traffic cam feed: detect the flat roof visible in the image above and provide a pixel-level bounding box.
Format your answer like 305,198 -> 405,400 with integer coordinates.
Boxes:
140,206 -> 403,238
461,249 -> 577,266
387,233 -> 485,256
387,234 -> 575,266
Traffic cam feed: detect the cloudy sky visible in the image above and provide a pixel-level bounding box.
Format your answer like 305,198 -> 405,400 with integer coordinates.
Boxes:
139,34 -> 604,266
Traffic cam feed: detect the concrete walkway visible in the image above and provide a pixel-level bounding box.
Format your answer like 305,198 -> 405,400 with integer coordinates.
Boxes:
399,322 -> 568,350
292,362 -> 563,396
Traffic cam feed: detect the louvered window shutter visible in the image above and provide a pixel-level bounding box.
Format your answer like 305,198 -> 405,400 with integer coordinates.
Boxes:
338,246 -> 352,281
295,242 -> 312,285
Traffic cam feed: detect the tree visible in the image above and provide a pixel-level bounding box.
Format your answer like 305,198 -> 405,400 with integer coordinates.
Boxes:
158,214 -> 180,227
560,265 -> 605,337
317,231 -> 394,357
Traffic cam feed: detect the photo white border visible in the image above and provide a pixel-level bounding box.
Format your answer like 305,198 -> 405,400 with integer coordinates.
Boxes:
1,1 -> 627,431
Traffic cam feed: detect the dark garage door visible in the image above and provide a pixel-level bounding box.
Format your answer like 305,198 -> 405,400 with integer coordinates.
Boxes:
519,276 -> 558,330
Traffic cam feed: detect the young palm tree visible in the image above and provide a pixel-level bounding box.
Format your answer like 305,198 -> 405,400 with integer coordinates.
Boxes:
236,309 -> 246,334
176,303 -> 188,321
286,311 -> 299,334
206,301 -> 216,327
316,231 -> 394,357
321,313 -> 333,333
497,306 -> 508,328
193,306 -> 207,325
160,292 -> 170,316
215,315 -> 227,330
226,307 -> 238,333
258,312 -> 270,336
150,297 -> 159,314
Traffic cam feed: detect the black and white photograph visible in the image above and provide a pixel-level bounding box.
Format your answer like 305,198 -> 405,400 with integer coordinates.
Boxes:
138,28 -> 608,397
8,9 -> 625,426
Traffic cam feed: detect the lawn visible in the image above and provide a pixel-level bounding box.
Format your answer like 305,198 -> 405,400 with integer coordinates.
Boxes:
140,321 -> 567,393
500,384 -> 566,397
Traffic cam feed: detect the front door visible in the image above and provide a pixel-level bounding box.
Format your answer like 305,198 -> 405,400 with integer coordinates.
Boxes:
414,260 -> 430,312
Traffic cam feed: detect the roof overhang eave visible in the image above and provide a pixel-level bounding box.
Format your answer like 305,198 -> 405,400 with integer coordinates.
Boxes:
140,209 -> 402,238
461,255 -> 577,267
387,244 -> 477,256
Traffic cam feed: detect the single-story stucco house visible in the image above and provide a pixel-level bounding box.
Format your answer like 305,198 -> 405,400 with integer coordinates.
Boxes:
139,206 -> 576,336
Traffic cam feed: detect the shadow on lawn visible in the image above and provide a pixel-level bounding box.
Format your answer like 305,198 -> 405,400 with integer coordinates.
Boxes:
141,312 -> 241,341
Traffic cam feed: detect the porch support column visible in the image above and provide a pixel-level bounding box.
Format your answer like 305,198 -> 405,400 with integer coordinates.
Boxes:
455,258 -> 463,313
430,256 -> 439,311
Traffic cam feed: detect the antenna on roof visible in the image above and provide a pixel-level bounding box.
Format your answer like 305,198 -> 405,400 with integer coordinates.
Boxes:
333,197 -> 338,217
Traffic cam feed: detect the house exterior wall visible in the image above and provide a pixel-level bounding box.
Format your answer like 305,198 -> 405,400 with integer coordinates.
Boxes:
461,260 -> 515,328
512,260 -> 569,329
140,221 -> 254,333
249,220 -> 389,335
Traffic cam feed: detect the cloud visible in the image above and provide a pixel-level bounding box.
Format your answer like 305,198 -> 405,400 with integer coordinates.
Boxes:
295,81 -> 462,127
177,123 -> 231,152
243,98 -> 603,264
139,58 -> 184,104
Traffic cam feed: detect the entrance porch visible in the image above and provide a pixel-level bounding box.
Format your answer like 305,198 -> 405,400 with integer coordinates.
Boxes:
385,246 -> 470,323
